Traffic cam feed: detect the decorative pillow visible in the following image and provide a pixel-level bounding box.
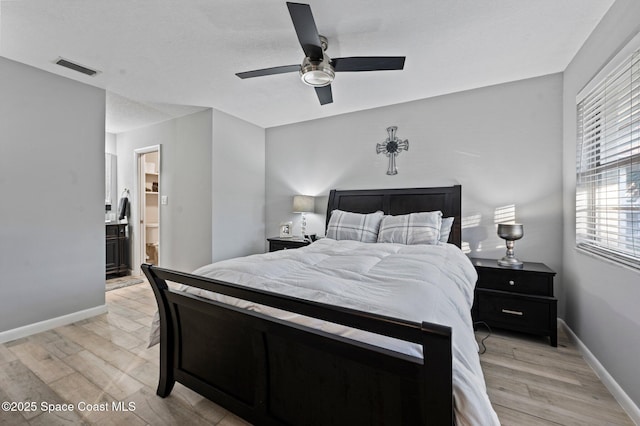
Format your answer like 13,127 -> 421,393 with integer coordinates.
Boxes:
439,217 -> 454,243
326,210 -> 384,243
377,211 -> 442,245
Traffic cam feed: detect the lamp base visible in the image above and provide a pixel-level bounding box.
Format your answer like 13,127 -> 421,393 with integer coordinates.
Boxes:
498,256 -> 523,268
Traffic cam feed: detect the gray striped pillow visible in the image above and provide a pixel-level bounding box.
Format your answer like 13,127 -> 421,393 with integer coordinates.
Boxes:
439,217 -> 455,243
377,211 -> 443,245
326,210 -> 384,243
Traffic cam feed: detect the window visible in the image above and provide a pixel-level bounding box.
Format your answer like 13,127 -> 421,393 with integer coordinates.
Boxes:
576,40 -> 640,269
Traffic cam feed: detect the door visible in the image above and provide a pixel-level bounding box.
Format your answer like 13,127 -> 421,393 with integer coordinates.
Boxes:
134,145 -> 161,274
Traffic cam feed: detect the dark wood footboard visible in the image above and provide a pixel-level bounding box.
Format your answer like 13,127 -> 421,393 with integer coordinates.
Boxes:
143,264 -> 454,425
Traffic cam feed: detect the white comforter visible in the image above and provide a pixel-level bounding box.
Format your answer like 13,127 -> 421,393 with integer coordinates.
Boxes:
155,238 -> 499,425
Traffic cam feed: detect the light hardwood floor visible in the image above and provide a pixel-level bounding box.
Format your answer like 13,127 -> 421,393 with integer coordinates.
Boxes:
476,326 -> 634,425
0,280 -> 634,425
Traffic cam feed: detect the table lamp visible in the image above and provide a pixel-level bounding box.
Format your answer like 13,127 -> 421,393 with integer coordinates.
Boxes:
497,223 -> 524,268
293,195 -> 315,240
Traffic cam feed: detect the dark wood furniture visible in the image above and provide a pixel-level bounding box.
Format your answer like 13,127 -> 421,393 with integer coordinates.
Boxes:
106,222 -> 128,276
470,258 -> 557,346
143,185 -> 462,425
326,186 -> 461,247
267,237 -> 311,252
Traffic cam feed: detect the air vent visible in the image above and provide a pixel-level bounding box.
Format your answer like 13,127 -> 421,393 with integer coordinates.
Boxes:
55,58 -> 99,76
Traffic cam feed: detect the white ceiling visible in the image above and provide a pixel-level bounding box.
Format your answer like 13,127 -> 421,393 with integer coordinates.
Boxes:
0,0 -> 614,132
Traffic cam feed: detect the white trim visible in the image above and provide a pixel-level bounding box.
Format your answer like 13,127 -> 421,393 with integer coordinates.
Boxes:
0,304 -> 107,344
577,29 -> 640,102
133,144 -> 161,276
558,319 -> 640,425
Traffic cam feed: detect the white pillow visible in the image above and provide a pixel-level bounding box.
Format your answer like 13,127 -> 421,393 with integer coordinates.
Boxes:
439,217 -> 454,243
377,211 -> 442,245
326,210 -> 384,243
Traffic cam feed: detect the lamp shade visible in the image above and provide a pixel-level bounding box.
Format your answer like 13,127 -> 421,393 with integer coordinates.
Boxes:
293,195 -> 315,213
497,223 -> 524,240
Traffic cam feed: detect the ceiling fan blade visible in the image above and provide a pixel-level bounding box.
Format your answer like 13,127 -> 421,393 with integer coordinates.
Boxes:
331,57 -> 406,72
286,2 -> 323,61
315,85 -> 333,105
236,64 -> 301,79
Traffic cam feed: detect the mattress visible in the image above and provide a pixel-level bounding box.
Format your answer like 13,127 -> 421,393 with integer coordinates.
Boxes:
150,238 -> 499,425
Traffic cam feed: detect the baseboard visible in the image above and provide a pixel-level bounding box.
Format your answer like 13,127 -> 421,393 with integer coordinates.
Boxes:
559,319 -> 640,425
0,304 -> 108,344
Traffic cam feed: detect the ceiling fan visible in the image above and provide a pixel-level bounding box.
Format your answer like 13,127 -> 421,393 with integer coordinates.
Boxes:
235,2 -> 406,105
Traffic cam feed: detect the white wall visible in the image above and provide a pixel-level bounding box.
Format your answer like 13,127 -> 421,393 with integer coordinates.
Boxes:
0,57 -> 105,333
266,74 -> 563,279
105,132 -> 117,154
562,0 -> 640,409
212,109 -> 266,261
116,110 -> 213,273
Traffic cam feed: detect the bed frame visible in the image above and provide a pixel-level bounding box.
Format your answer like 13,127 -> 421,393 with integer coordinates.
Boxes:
143,185 -> 461,425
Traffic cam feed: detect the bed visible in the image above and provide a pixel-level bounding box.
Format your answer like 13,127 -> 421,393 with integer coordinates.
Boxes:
143,185 -> 498,425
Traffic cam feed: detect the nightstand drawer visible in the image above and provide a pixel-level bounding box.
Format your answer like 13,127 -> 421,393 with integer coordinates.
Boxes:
476,269 -> 553,296
476,290 -> 554,334
267,238 -> 310,252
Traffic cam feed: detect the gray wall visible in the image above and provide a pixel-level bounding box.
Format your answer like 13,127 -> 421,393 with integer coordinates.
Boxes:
0,57 -> 106,332
212,109 -> 266,262
562,0 -> 640,408
116,110 -> 213,273
115,108 -> 266,271
266,74 -> 563,280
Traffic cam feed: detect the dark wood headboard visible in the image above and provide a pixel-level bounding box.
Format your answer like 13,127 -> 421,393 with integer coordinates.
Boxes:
326,186 -> 462,248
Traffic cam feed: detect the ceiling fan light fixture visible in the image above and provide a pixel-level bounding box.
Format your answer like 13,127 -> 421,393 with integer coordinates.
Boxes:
300,56 -> 335,87
235,4 -> 405,105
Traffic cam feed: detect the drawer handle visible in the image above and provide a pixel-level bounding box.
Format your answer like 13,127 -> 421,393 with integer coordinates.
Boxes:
501,309 -> 523,316
508,280 -> 515,286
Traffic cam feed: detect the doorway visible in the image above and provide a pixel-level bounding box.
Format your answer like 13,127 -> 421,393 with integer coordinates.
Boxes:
134,145 -> 161,274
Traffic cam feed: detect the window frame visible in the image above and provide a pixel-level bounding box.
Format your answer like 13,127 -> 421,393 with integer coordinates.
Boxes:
575,31 -> 640,271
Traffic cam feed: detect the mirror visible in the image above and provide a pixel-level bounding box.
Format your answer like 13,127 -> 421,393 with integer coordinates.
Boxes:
105,153 -> 117,220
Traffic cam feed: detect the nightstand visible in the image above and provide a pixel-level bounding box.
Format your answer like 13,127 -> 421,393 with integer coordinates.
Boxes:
470,257 -> 557,347
267,237 -> 311,252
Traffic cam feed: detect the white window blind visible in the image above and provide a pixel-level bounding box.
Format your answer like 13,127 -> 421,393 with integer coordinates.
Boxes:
576,45 -> 640,269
